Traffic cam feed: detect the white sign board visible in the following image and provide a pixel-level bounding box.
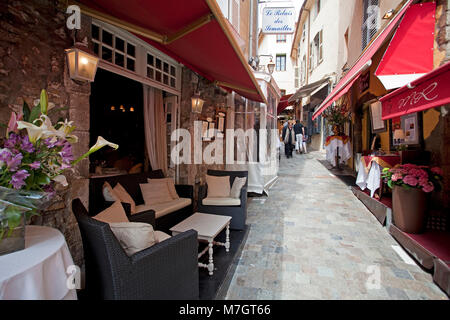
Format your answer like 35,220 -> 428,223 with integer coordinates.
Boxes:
262,7 -> 295,34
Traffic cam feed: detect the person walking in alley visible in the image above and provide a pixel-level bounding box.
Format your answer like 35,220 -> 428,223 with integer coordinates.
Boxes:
282,121 -> 296,158
300,123 -> 308,154
294,120 -> 305,154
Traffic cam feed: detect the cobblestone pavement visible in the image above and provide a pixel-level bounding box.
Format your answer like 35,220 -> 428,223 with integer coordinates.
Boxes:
225,152 -> 448,300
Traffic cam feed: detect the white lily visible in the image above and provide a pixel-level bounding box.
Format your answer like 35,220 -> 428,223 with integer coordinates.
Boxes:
52,175 -> 68,187
57,119 -> 78,143
17,121 -> 45,143
72,136 -> 119,165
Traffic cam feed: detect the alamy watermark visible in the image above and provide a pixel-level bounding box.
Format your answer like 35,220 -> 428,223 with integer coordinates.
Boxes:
66,5 -> 81,30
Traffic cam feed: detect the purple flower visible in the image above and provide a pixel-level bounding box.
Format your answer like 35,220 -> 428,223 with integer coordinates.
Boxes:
29,161 -> 41,169
60,142 -> 74,164
44,138 -> 58,149
7,153 -> 23,171
4,133 -> 19,149
20,135 -> 34,153
11,169 -> 30,190
0,148 -> 12,164
43,184 -> 56,198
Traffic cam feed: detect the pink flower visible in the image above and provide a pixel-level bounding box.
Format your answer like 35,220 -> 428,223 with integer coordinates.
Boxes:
422,183 -> 434,193
391,173 -> 402,182
403,175 -> 418,187
431,167 -> 443,176
418,177 -> 429,187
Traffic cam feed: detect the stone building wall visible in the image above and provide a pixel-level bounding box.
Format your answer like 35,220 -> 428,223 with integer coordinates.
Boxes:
0,0 -> 91,266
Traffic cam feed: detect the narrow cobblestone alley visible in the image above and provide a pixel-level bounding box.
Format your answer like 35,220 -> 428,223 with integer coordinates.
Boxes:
225,152 -> 448,300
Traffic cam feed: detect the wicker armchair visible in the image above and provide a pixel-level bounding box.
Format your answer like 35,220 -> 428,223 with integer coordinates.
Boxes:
197,170 -> 248,230
72,199 -> 199,300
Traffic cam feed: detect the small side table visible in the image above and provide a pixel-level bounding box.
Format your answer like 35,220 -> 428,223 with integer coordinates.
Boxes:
0,225 -> 77,300
170,213 -> 231,276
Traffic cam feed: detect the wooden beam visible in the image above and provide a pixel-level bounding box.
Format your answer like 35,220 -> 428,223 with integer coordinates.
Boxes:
165,14 -> 214,44
215,81 -> 258,95
72,1 -> 166,44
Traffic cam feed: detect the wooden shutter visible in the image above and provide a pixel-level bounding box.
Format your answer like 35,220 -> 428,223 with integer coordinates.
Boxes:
294,66 -> 300,89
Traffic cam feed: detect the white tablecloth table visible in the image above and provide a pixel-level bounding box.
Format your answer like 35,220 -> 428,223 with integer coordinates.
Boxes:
325,136 -> 352,167
0,225 -> 77,300
356,161 -> 382,198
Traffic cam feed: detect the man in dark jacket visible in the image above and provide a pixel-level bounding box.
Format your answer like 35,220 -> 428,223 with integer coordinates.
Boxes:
293,120 -> 305,154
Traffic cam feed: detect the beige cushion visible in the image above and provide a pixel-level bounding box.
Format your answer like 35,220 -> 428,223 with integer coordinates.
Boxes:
147,178 -> 179,200
113,183 -> 136,214
230,177 -> 247,198
155,230 -> 171,243
102,181 -> 119,202
202,197 -> 241,206
93,201 -> 129,224
206,175 -> 231,198
140,180 -> 173,206
109,222 -> 157,256
135,198 -> 191,218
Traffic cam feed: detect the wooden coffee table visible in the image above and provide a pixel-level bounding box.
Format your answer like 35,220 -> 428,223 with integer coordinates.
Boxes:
170,213 -> 231,276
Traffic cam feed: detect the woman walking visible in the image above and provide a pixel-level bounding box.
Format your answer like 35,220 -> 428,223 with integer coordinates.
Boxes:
282,121 -> 296,158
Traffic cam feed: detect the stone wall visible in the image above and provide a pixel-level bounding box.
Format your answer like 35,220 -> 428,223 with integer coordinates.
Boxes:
0,0 -> 91,266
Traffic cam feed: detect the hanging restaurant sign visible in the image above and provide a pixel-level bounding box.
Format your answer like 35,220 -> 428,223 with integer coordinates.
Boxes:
380,62 -> 450,120
262,7 -> 295,34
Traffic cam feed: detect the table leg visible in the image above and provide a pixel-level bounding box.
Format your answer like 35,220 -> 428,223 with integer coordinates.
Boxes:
225,223 -> 230,253
208,241 -> 214,276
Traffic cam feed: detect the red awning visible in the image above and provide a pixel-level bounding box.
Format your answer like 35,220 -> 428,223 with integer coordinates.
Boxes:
312,0 -> 413,120
277,94 -> 294,114
380,62 -> 450,120
75,0 -> 266,103
375,3 -> 435,90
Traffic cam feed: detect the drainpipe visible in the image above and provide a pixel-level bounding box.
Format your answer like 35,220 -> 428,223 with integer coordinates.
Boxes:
249,0 -> 254,59
305,8 -> 311,86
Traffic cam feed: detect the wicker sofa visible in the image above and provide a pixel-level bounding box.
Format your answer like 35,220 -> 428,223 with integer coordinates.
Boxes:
72,199 -> 199,300
89,170 -> 193,233
197,170 -> 248,230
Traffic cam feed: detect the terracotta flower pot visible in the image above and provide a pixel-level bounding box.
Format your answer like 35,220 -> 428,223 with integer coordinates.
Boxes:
392,186 -> 427,234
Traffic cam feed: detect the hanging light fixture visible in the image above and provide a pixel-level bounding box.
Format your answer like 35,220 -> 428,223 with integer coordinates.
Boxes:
191,76 -> 205,113
191,92 -> 205,113
130,107 -> 135,112
65,42 -> 99,82
111,106 -> 116,111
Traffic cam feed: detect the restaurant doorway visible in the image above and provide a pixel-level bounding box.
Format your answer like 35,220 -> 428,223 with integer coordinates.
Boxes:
89,68 -> 145,175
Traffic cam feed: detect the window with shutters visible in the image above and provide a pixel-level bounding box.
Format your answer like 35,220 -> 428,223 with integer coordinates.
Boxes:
276,34 -> 287,43
276,54 -> 286,72
230,0 -> 240,33
309,42 -> 314,73
362,0 -> 380,51
301,55 -> 306,84
294,66 -> 300,89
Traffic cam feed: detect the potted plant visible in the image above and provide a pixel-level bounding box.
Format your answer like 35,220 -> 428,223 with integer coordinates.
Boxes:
382,164 -> 443,233
322,101 -> 351,136
0,89 -> 118,255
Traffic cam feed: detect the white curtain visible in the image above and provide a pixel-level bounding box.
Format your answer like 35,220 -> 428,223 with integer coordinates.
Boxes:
143,86 -> 167,175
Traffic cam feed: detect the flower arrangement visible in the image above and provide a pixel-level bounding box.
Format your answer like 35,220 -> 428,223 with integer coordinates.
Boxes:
321,101 -> 351,128
382,164 -> 443,193
0,89 -> 118,243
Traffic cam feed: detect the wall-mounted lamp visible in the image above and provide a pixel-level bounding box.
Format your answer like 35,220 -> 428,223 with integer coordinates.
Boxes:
111,106 -> 115,111
383,9 -> 395,19
65,42 -> 99,82
267,58 -> 275,75
191,92 -> 205,113
130,107 -> 135,112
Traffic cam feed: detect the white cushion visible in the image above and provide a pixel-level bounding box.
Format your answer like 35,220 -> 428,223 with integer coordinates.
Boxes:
109,222 -> 157,256
140,180 -> 173,206
102,182 -> 119,202
135,198 -> 192,218
155,231 -> 171,243
206,175 -> 231,198
93,201 -> 129,224
202,197 -> 241,206
230,177 -> 246,198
